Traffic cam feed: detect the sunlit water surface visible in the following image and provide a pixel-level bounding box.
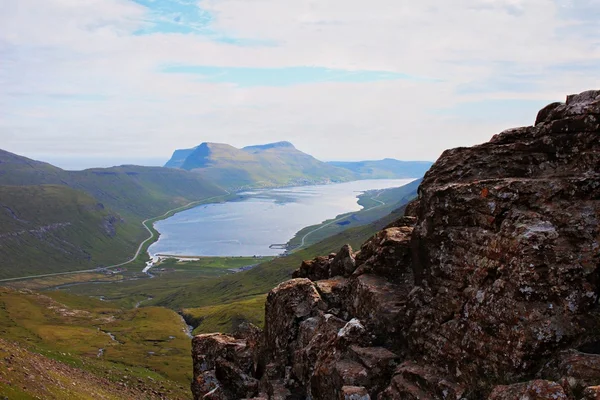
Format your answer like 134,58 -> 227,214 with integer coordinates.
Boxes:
148,179 -> 414,257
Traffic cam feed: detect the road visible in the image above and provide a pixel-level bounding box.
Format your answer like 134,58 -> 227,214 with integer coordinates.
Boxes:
299,191 -> 386,247
0,191 -> 230,283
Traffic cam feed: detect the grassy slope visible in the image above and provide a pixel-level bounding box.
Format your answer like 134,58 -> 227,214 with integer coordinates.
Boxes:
0,287 -> 192,399
0,149 -> 227,279
287,179 -> 421,248
0,185 -> 140,279
56,257 -> 273,309
57,184 -> 416,334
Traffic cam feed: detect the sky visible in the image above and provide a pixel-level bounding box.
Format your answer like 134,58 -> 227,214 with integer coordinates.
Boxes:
1,0 -> 599,169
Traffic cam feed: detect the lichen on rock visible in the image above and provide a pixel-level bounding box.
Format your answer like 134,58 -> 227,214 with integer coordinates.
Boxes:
191,90 -> 600,400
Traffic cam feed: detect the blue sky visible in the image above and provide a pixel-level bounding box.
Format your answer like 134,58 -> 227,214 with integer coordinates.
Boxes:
0,0 -> 599,168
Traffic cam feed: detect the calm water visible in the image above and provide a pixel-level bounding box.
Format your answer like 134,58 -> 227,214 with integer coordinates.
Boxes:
148,179 -> 414,257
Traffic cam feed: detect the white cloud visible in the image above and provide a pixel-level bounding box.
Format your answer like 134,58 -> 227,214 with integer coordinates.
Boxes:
0,0 -> 599,167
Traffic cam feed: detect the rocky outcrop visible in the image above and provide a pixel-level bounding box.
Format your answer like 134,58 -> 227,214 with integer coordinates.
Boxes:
191,90 -> 600,399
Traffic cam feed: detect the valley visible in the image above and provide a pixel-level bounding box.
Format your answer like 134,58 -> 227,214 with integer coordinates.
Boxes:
0,148 -> 421,398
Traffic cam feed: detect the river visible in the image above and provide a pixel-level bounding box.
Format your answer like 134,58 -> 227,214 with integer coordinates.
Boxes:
148,179 -> 414,257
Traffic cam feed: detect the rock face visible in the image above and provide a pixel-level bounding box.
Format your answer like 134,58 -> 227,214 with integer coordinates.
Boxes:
191,90 -> 600,399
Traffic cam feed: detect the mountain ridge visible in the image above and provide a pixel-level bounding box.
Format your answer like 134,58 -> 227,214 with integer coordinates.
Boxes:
165,141 -> 433,189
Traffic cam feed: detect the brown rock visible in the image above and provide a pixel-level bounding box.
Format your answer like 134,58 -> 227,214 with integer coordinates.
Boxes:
293,256 -> 331,281
355,227 -> 413,282
191,333 -> 256,399
583,386 -> 600,400
340,386 -> 371,400
264,279 -> 327,374
330,245 -> 357,278
191,90 -> 600,400
214,358 -> 259,399
488,380 -> 569,400
539,349 -> 600,393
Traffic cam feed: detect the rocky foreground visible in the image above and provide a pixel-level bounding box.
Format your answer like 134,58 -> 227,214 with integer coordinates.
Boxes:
191,90 -> 600,399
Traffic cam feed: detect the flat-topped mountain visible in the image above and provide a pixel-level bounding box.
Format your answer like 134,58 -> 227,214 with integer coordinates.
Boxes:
165,141 -> 432,189
165,141 -> 355,189
191,90 -> 600,399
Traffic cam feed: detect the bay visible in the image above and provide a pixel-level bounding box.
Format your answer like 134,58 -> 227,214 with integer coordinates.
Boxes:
148,179 -> 414,257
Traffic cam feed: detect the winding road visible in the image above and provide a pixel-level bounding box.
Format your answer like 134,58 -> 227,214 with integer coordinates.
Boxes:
299,191 -> 386,247
0,192 -> 230,283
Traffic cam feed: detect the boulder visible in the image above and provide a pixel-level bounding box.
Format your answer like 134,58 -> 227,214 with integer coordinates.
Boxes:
330,245 -> 357,278
488,380 -> 569,400
191,90 -> 600,400
293,256 -> 331,281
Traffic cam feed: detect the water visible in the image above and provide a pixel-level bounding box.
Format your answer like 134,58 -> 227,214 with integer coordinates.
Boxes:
148,179 -> 414,257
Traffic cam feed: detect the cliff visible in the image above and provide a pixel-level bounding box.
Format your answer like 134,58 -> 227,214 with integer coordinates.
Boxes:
191,90 -> 600,400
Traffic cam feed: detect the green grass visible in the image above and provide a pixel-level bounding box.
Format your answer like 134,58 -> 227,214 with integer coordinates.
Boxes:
0,287 -> 192,398
287,179 -> 420,248
54,193 -> 413,334
57,256 -> 273,309
0,149 -> 227,279
0,185 -> 142,279
183,294 -> 267,334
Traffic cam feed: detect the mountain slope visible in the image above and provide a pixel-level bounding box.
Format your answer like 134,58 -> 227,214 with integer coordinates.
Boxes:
165,141 -> 355,189
0,150 -> 227,279
0,287 -> 191,399
327,158 -> 433,179
0,185 -> 139,279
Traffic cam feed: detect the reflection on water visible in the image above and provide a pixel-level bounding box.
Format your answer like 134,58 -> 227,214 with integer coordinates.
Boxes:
148,179 -> 414,257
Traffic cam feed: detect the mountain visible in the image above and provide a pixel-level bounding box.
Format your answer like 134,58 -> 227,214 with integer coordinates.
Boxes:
191,90 -> 600,399
0,150 -> 226,278
164,141 -> 356,189
165,141 -> 432,189
327,158 -> 433,179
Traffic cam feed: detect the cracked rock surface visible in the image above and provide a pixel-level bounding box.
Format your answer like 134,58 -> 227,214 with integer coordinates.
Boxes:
192,90 -> 600,399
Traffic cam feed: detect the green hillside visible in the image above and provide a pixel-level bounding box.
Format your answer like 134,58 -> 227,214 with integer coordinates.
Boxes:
59,182 -> 416,335
0,287 -> 192,399
0,149 -> 227,279
165,141 -> 356,189
0,185 -> 140,279
287,178 -> 421,248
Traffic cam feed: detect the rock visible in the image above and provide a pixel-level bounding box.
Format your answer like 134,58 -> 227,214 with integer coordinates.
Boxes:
539,349 -> 600,393
355,228 -> 413,282
214,358 -> 259,399
488,380 -> 569,400
191,334 -> 256,399
379,362 -> 464,400
263,279 -> 327,375
330,245 -> 357,278
340,386 -> 371,400
583,386 -> 600,400
293,256 -> 331,281
408,90 -> 600,387
293,313 -> 347,387
191,90 -> 600,399
346,274 -> 413,350
315,277 -> 351,313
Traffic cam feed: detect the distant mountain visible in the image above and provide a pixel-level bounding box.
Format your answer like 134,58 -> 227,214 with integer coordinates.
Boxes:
327,158 -> 433,179
164,141 -> 356,189
0,149 -> 225,278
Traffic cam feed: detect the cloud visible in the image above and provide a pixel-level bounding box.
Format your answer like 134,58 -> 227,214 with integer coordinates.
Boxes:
0,0 -> 599,168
